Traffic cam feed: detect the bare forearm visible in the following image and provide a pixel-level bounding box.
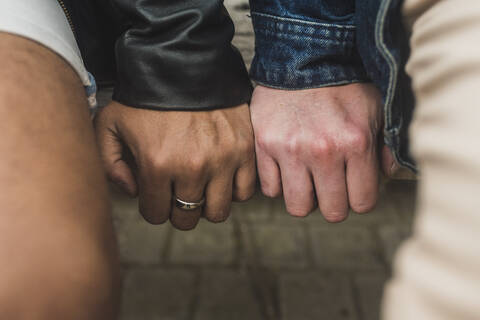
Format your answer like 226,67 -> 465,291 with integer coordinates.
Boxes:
0,33 -> 119,320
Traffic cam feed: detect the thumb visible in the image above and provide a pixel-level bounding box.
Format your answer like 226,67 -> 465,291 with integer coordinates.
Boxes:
96,121 -> 138,197
381,144 -> 400,178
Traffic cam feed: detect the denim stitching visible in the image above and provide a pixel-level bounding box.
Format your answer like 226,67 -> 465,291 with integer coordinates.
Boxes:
252,14 -> 355,41
251,12 -> 356,29
376,0 -> 415,171
254,26 -> 352,40
375,0 -> 397,129
254,29 -> 353,46
250,63 -> 369,89
252,79 -> 368,91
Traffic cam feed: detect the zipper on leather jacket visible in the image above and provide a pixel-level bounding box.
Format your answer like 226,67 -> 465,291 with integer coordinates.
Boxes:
57,0 -> 76,36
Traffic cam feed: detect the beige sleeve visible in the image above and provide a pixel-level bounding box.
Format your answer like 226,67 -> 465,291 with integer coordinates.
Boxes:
382,1 -> 480,319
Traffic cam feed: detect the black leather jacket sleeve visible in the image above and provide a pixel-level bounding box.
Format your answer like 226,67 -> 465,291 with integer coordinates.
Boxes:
109,0 -> 253,111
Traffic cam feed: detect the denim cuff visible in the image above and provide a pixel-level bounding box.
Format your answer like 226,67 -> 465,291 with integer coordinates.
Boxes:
250,12 -> 369,89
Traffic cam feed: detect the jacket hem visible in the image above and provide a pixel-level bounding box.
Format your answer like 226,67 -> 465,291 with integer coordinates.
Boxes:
250,11 -> 368,90
252,79 -> 369,91
111,92 -> 252,112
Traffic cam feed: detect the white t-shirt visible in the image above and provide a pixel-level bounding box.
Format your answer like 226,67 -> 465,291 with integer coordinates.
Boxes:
0,0 -> 90,87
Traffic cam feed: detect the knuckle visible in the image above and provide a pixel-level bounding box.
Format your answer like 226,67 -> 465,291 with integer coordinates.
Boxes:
322,211 -> 348,223
171,221 -> 199,231
346,127 -> 372,153
205,208 -> 231,223
286,204 -> 311,217
218,138 -> 254,164
139,208 -> 169,225
184,155 -> 208,177
256,132 -> 274,151
138,198 -> 170,225
311,138 -> 335,158
285,137 -> 301,155
143,151 -> 168,172
351,201 -> 377,214
238,138 -> 255,156
105,166 -> 122,183
206,214 -> 229,224
234,188 -> 255,202
261,184 -> 282,198
143,215 -> 169,225
170,213 -> 201,231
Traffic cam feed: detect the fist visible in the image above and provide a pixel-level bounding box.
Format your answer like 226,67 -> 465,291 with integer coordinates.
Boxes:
250,84 -> 383,222
95,102 -> 256,230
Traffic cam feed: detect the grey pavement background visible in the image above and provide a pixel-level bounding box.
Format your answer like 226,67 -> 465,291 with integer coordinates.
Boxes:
102,1 -> 418,319
112,180 -> 416,320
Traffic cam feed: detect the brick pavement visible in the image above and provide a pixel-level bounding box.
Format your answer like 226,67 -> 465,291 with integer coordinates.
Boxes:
112,179 -> 416,320
102,1 -> 419,319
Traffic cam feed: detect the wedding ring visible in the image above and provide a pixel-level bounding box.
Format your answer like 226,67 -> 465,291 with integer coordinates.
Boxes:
174,197 -> 205,211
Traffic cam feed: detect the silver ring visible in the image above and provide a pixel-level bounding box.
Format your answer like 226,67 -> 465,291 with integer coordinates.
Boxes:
174,197 -> 205,211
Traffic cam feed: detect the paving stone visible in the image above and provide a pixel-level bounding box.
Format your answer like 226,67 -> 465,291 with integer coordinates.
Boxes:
280,272 -> 358,320
120,268 -> 196,320
247,267 -> 280,319
378,225 -> 411,266
168,219 -> 237,265
114,217 -> 170,265
309,225 -> 384,270
354,273 -> 389,320
232,192 -> 273,223
194,269 -> 263,320
237,222 -> 257,266
248,224 -> 309,268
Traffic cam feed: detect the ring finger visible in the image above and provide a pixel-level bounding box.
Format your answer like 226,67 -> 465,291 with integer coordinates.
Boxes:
312,160 -> 349,223
170,177 -> 207,230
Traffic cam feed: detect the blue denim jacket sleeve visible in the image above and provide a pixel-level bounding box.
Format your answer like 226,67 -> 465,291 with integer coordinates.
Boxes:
249,0 -> 369,89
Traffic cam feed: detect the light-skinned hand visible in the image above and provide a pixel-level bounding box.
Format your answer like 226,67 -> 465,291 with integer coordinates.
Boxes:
250,83 -> 390,222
